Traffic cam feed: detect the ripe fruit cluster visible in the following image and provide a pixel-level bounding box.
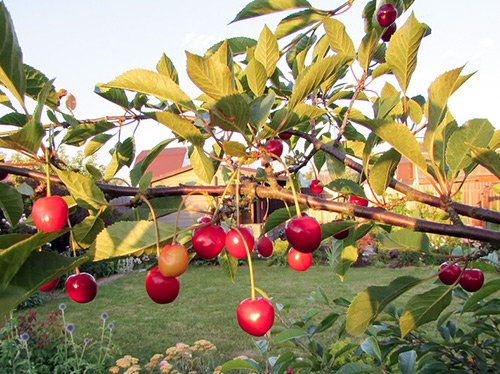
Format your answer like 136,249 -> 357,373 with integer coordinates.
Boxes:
376,3 -> 398,42
438,262 -> 484,292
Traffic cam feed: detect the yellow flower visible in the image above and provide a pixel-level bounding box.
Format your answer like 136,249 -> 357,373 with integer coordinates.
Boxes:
233,355 -> 249,360
151,354 -> 163,361
213,371 -> 221,374
116,355 -> 133,368
188,371 -> 197,374
109,367 -> 120,374
123,364 -> 141,374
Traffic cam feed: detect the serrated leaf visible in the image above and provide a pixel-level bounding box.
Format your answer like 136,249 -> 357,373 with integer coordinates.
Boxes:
138,172 -> 152,192
385,13 -> 427,94
62,120 -> 115,146
94,86 -> 130,109
190,145 -> 216,184
321,220 -> 357,241
0,229 -> 69,287
250,91 -> 275,128
156,53 -> 178,84
462,279 -> 500,313
265,104 -> 326,137
206,37 -> 257,57
218,250 -> 238,283
231,0 -> 312,23
85,164 -> 102,180
84,133 -> 113,157
151,111 -> 205,147
446,119 -> 494,177
360,336 -> 382,361
379,229 -> 429,252
101,68 -> 195,111
94,221 -> 175,261
55,169 -> 108,213
274,328 -> 306,344
72,216 -> 105,250
327,178 -> 366,198
0,182 -> 23,226
186,52 -> 238,100
324,18 -> 355,57
346,276 -> 422,336
468,144 -> 500,179
264,204 -> 307,233
399,350 -> 417,374
223,141 -> 247,157
130,138 -> 175,186
330,242 -> 358,282
24,64 -> 58,109
246,58 -> 267,97
255,25 -> 279,77
369,148 -> 401,195
211,94 -> 250,136
290,54 -> 354,108
0,112 -> 27,126
356,118 -> 427,173
400,286 -> 453,337
358,30 -> 382,72
137,196 -> 183,220
0,117 -> 44,155
275,9 -> 324,39
0,2 -> 25,110
0,88 -> 14,110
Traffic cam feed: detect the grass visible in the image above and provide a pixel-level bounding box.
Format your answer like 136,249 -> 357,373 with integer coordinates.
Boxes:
28,262 -> 499,364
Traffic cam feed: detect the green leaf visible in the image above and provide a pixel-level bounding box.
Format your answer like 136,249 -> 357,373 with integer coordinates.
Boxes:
0,2 -> 25,110
324,18 -> 355,57
0,112 -> 27,126
356,118 -> 427,173
469,145 -> 500,179
93,221 -> 175,261
72,216 -> 105,250
137,196 -> 183,220
24,64 -> 59,109
55,169 -> 108,213
223,141 -> 247,157
206,38 -> 257,57
327,178 -> 366,198
218,250 -> 238,283
0,88 -> 14,110
255,25 -> 279,77
211,94 -> 250,136
446,119 -> 494,177
221,359 -> 260,372
231,0 -> 312,23
462,279 -> 500,313
265,104 -> 326,137
84,133 -> 114,158
0,230 -> 69,287
101,69 -> 195,111
156,53 -> 178,84
0,116 -> 44,155
138,172 -> 152,193
264,204 -> 307,233
190,145 -> 217,184
250,91 -> 275,127
400,286 -> 453,337
379,229 -> 429,252
368,148 -> 401,195
360,336 -> 382,361
346,276 -> 422,336
130,138 -> 175,186
276,9 -> 324,39
186,52 -> 238,100
330,242 -> 358,282
246,58 -> 267,97
321,220 -> 357,241
63,121 -> 115,146
0,182 -> 23,227
336,363 -> 376,374
399,350 -> 417,374
385,13 -> 427,94
358,30 -> 382,72
290,54 -> 354,108
94,86 -> 130,109
273,328 -> 306,344
0,233 -> 29,249
151,111 -> 204,147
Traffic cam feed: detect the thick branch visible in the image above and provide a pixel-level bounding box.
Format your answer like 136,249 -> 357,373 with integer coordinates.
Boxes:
289,130 -> 500,225
2,164 -> 499,245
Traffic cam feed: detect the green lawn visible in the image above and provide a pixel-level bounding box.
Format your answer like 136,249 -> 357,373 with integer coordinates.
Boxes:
28,262 -> 498,364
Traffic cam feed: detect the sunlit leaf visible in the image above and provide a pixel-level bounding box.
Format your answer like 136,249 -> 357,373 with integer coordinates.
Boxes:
255,25 -> 279,77
324,18 -> 355,57
231,0 -> 312,23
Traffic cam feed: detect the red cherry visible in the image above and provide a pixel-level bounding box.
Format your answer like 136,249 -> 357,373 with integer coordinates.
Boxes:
264,139 -> 283,158
381,23 -> 397,42
278,132 -> 292,140
287,248 -> 312,271
192,225 -> 226,259
285,216 -> 322,253
198,216 -> 211,224
158,244 -> 189,277
65,273 -> 97,303
348,195 -> 369,207
376,4 -> 398,28
225,226 -> 255,259
39,278 -> 59,292
310,179 -> 324,194
331,219 -> 349,240
236,297 -> 274,336
459,269 -> 484,292
144,266 -> 180,304
438,262 -> 462,285
256,236 -> 273,257
32,196 -> 69,233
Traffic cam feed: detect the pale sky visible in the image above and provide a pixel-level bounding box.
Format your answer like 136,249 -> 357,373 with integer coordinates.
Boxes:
2,0 -> 499,167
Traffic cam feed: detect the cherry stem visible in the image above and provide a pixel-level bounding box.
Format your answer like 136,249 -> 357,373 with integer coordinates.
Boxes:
45,148 -> 52,197
233,225 -> 256,301
213,167 -> 240,216
139,194 -> 161,258
67,220 -> 80,275
236,168 -> 241,227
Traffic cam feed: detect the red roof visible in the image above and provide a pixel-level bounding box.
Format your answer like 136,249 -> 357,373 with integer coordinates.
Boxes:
135,147 -> 188,179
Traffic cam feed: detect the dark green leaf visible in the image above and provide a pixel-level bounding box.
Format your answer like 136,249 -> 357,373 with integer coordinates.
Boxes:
360,336 -> 382,361
274,328 -> 307,344
468,144 -> 500,179
0,182 -> 23,226
72,216 -> 105,250
327,178 -> 366,198
218,250 -> 238,283
0,112 -> 27,126
0,233 -> 29,250
130,138 -> 174,186
264,204 -> 307,233
84,133 -> 114,158
206,37 -> 257,57
231,0 -> 312,23
94,86 -> 130,109
250,91 -> 275,127
137,196 -> 183,220
379,229 -> 429,252
462,279 -> 500,313
321,220 -> 357,241
24,64 -> 59,109
138,172 -> 152,193
399,350 -> 417,374
211,94 -> 250,137
336,363 -> 376,374
63,120 -> 115,146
